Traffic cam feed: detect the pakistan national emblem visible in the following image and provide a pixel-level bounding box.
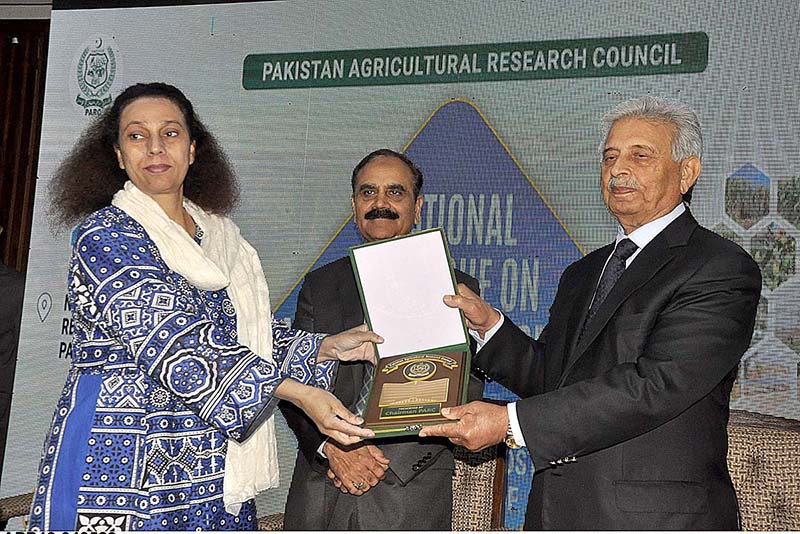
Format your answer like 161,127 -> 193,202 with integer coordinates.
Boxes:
75,37 -> 118,116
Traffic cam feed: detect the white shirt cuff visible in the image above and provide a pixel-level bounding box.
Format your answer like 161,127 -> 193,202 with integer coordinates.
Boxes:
507,402 -> 526,447
469,310 -> 505,350
316,439 -> 329,459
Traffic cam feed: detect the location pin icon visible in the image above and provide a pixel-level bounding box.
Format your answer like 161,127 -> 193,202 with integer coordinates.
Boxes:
37,292 -> 53,322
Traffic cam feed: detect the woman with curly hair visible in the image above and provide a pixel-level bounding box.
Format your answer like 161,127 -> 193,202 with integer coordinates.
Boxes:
31,82 -> 381,531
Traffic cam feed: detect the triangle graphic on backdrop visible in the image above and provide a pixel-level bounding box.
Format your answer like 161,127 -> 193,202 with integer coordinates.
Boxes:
275,97 -> 582,327
273,97 -> 585,530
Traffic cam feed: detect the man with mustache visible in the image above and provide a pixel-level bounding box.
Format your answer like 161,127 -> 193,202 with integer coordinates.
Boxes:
280,149 -> 480,530
421,96 -> 762,530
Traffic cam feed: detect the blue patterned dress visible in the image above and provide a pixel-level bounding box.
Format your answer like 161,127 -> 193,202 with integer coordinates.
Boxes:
30,206 -> 335,531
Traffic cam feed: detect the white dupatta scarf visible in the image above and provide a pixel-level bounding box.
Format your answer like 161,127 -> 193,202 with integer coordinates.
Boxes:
112,180 -> 279,515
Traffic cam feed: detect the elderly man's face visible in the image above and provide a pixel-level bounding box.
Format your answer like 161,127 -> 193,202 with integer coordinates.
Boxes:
601,117 -> 699,233
352,156 -> 423,242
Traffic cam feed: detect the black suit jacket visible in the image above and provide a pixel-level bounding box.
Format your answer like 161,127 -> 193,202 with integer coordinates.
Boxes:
280,256 -> 480,528
474,210 -> 761,530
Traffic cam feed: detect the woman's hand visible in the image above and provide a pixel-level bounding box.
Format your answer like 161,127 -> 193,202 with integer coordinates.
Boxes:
275,379 -> 374,445
318,324 -> 383,364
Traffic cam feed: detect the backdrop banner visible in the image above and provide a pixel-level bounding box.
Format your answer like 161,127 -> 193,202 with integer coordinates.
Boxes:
5,1 -> 799,529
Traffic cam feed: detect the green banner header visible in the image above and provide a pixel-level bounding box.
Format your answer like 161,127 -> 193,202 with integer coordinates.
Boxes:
242,32 -> 707,90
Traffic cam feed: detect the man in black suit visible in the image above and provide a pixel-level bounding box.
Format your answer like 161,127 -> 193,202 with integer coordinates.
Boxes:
421,97 -> 762,530
280,149 -> 480,530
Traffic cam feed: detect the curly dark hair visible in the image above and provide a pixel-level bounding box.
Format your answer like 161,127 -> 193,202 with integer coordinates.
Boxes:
49,82 -> 239,228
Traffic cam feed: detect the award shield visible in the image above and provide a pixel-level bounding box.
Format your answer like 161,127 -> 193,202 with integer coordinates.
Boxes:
349,228 -> 471,437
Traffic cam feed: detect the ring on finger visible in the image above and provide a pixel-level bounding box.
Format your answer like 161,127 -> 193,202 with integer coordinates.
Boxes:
352,481 -> 365,490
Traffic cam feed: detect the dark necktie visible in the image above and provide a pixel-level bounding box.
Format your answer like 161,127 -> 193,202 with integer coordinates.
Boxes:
584,238 -> 638,326
353,363 -> 375,417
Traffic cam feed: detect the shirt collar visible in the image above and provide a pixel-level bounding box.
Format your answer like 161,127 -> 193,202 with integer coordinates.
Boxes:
615,202 -> 686,250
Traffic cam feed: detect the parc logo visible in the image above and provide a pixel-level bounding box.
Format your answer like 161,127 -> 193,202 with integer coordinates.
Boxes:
71,36 -> 121,116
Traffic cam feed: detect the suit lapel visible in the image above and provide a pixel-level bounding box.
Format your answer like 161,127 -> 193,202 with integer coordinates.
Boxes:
558,211 -> 698,387
553,249 -> 609,379
335,259 -> 367,403
338,260 -> 364,331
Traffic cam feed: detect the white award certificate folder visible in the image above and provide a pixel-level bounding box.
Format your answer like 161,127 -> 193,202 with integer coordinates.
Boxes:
349,228 -> 468,357
349,228 -> 471,436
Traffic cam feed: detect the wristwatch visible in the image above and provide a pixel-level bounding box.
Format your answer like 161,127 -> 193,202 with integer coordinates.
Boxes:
504,421 -> 522,449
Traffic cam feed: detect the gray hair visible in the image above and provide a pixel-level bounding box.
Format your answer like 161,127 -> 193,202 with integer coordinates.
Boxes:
600,96 -> 703,161
600,96 -> 703,203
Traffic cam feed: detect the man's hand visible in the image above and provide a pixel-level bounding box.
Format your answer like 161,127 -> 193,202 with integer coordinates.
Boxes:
318,324 -> 383,364
325,442 -> 390,496
443,283 -> 501,338
418,401 -> 508,451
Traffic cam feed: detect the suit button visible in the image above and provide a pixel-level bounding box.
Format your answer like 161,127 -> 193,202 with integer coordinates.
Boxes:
424,452 -> 432,458
412,465 -> 420,471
